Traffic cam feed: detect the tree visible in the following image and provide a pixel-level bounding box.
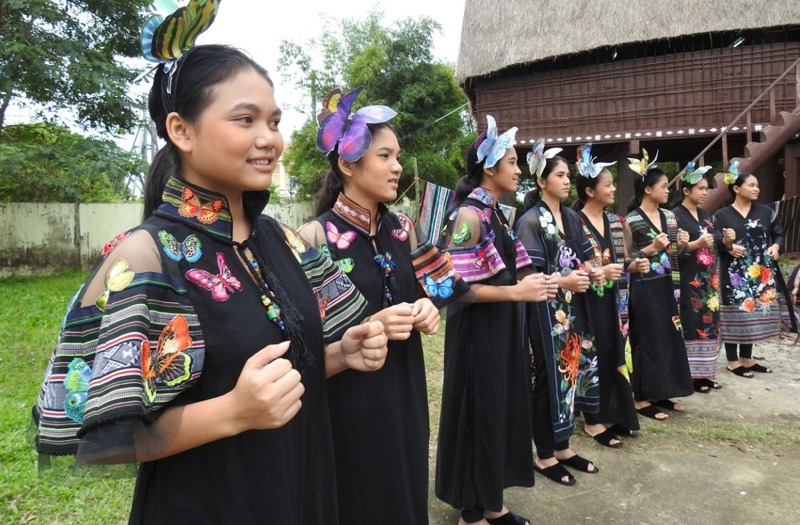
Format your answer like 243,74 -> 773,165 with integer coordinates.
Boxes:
0,0 -> 151,133
0,122 -> 147,202
277,11 -> 470,199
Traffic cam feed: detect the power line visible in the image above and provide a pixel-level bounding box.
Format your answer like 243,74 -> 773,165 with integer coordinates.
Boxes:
400,102 -> 468,140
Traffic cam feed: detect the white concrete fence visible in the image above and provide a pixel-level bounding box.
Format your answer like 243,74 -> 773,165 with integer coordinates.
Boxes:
0,201 -> 414,277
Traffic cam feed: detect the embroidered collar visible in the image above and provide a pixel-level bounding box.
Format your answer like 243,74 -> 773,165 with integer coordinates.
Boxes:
467,187 -> 495,207
155,174 -> 270,242
331,192 -> 388,237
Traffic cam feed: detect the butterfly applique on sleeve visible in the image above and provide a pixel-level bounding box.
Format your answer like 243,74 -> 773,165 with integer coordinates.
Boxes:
141,314 -> 194,404
424,275 -> 455,299
95,258 -> 136,310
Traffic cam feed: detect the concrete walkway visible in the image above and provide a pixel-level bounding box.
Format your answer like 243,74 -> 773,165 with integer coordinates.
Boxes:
427,337 -> 800,525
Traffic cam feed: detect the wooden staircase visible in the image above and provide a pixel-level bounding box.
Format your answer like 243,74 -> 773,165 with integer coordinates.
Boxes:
671,56 -> 800,212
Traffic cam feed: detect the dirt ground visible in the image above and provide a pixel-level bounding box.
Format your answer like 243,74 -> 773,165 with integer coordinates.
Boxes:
427,335 -> 800,525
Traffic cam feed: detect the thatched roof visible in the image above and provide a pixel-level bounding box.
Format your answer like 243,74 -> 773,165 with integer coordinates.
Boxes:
457,0 -> 800,83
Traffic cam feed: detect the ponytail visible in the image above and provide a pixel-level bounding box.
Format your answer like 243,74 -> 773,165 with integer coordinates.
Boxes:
314,155 -> 344,217
143,144 -> 180,220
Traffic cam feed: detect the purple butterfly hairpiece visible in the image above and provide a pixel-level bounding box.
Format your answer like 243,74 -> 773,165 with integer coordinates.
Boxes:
526,138 -> 563,178
476,115 -> 517,169
577,142 -> 616,179
316,86 -> 397,162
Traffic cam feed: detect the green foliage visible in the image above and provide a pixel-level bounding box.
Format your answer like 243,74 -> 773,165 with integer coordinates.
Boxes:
0,123 -> 147,202
0,0 -> 151,132
278,11 -> 469,199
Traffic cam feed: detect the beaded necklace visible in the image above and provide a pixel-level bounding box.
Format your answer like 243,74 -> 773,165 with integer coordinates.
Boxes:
238,246 -> 286,333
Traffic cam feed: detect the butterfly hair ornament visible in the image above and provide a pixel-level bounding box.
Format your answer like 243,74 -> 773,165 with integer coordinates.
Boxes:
626,148 -> 659,179
576,142 -> 616,178
723,160 -> 741,185
316,86 -> 397,163
135,0 -> 222,113
681,161 -> 712,185
475,115 -> 518,169
526,138 -> 563,179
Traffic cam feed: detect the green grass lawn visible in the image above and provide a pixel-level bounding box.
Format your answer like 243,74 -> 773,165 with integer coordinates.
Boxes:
0,272 -> 447,524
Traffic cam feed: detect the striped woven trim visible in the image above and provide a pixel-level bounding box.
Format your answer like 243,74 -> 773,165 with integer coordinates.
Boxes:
35,274 -> 204,456
300,246 -> 369,343
447,240 -> 508,283
411,242 -> 470,308
719,305 -> 781,342
684,339 -> 720,379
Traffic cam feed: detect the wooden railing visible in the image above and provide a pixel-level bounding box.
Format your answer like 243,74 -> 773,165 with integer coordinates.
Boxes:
669,55 -> 800,187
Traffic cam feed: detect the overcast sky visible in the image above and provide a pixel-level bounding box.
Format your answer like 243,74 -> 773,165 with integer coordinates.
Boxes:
4,1 -> 466,147
200,0 -> 466,134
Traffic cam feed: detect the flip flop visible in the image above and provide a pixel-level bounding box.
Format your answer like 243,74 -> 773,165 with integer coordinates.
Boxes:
534,462 -> 576,486
636,404 -> 668,420
747,363 -> 773,373
558,454 -> 599,473
486,511 -> 530,525
727,365 -> 754,378
654,399 -> 684,412
586,428 -> 622,449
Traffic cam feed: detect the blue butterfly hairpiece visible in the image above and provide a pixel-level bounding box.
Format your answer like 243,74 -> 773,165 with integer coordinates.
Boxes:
476,115 -> 518,169
316,86 -> 397,163
577,142 -> 616,178
681,161 -> 712,185
526,138 -> 563,178
724,160 -> 741,185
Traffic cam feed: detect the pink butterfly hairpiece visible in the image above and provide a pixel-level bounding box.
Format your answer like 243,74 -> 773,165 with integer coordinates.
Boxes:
316,86 -> 397,162
476,115 -> 518,169
526,138 -> 563,178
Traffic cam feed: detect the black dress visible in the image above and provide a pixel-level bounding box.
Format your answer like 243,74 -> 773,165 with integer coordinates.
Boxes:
313,193 -> 429,525
435,186 -> 534,513
713,203 -> 784,343
34,175 -> 369,524
625,207 -> 693,401
578,211 -> 640,431
672,205 -> 721,379
515,202 -> 599,445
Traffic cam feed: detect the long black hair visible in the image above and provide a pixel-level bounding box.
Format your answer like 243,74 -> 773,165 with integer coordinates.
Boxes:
627,167 -> 666,213
572,167 -> 612,211
314,122 -> 395,217
670,173 -> 714,208
726,172 -> 755,205
143,45 -> 273,219
523,155 -> 568,211
446,141 -> 487,217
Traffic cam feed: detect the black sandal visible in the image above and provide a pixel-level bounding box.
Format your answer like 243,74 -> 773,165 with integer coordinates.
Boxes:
636,404 -> 668,420
587,428 -> 622,449
699,378 -> 722,389
534,462 -> 576,486
654,399 -> 684,412
727,365 -> 754,378
486,511 -> 530,525
558,454 -> 599,473
747,363 -> 773,373
693,380 -> 711,393
609,424 -> 638,438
